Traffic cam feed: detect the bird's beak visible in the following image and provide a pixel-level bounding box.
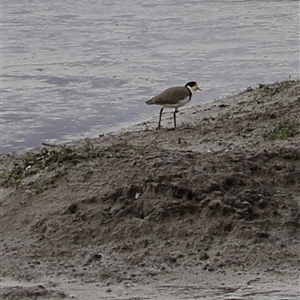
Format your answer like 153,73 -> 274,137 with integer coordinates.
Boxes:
197,85 -> 202,91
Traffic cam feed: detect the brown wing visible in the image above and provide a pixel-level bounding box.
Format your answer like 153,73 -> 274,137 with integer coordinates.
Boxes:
146,86 -> 190,105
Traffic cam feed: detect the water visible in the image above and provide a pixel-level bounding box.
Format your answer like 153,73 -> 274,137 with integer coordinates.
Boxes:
1,0 -> 299,154
1,276 -> 299,299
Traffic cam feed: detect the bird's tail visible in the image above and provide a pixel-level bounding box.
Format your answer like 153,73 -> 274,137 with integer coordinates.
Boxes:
145,98 -> 155,105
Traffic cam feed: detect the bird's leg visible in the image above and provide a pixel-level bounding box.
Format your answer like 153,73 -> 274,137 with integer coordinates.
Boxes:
158,107 -> 164,129
173,108 -> 178,128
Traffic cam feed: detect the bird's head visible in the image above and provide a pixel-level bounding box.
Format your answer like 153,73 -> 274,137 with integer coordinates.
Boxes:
185,81 -> 202,92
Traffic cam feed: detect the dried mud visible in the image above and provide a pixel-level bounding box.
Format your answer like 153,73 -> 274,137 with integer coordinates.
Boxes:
1,80 -> 300,299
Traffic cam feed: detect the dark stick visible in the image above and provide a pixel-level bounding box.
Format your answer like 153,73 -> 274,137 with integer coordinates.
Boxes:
42,142 -> 59,147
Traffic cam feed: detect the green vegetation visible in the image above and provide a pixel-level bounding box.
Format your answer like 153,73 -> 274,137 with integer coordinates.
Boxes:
0,137 -> 146,188
114,138 -> 145,155
263,119 -> 299,141
0,137 -> 98,187
0,145 -> 78,186
258,84 -> 280,97
258,80 -> 297,93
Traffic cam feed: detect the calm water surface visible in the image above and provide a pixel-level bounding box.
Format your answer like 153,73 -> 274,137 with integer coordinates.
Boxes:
1,0 -> 299,153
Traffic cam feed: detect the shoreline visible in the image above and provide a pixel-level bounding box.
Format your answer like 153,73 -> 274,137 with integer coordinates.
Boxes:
1,78 -> 296,156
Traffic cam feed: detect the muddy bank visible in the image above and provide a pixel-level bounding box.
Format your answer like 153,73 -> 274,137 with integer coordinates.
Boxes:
1,80 -> 299,299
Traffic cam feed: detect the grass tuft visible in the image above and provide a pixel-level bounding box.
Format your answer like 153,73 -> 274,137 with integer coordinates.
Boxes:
263,120 -> 299,141
0,145 -> 79,186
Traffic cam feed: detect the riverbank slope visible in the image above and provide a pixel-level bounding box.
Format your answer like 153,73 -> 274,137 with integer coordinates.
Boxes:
1,80 -> 299,299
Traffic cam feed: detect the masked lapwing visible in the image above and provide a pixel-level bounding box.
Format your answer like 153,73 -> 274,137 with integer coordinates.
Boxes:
146,81 -> 201,129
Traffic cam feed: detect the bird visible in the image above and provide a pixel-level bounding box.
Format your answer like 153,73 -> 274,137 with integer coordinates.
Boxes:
145,81 -> 202,129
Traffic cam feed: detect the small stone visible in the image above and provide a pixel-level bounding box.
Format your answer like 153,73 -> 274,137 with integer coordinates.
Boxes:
68,203 -> 78,214
208,264 -> 215,272
208,199 -> 223,210
90,253 -> 102,261
258,199 -> 267,209
84,253 -> 102,266
269,111 -> 279,119
257,232 -> 270,239
199,250 -> 209,261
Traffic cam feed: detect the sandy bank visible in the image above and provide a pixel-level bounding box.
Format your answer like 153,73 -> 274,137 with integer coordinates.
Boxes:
1,80 -> 299,299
